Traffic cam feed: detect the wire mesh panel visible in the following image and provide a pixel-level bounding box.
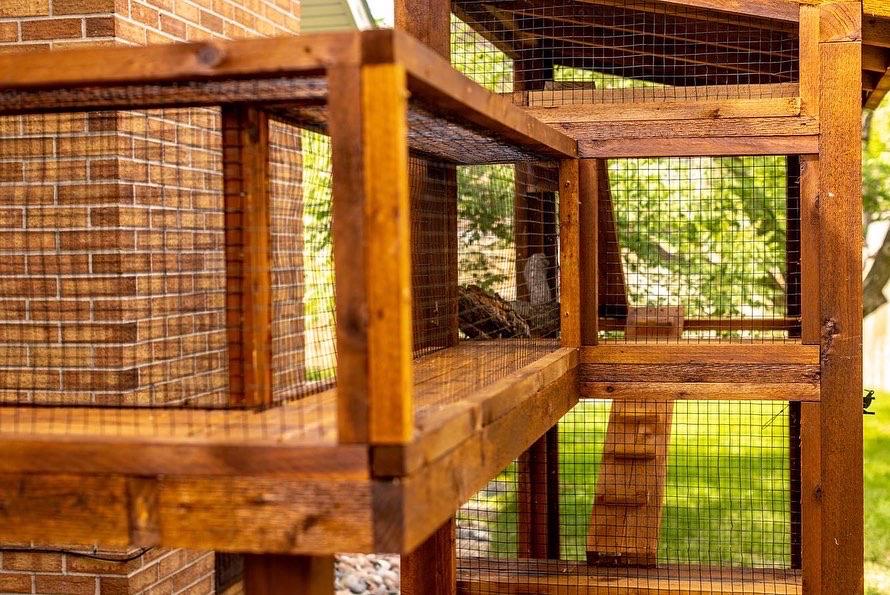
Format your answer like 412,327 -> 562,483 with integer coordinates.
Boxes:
451,0 -> 800,105
600,155 -> 799,343
458,399 -> 801,593
0,107 -> 337,442
410,159 -> 563,418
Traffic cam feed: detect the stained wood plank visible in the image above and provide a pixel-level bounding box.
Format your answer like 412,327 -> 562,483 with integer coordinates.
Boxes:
329,63 -> 370,444
560,159 -> 581,348
581,343 -> 820,364
402,518 -> 457,595
818,37 -> 865,593
525,96 -> 802,122
243,555 -> 334,595
519,83 -> 799,107
581,363 -> 820,384
0,33 -> 362,89
801,402 -> 822,594
581,382 -> 820,401
565,116 -> 818,141
578,0 -> 800,28
579,135 -> 819,158
800,155 -> 822,344
457,559 -> 802,594
579,160 -> 599,345
362,62 -> 413,445
819,1 -> 863,42
222,106 -> 273,407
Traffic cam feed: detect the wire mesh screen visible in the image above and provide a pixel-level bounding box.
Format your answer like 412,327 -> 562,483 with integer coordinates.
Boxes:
451,1 -> 799,105
458,399 -> 800,592
599,155 -> 799,343
411,159 -> 562,422
0,107 -> 337,442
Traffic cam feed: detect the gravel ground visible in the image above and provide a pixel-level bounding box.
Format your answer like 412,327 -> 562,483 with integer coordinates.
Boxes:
335,554 -> 400,594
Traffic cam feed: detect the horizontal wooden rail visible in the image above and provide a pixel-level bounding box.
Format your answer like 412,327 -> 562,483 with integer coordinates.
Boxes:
581,343 -> 819,364
599,317 -> 800,332
581,382 -> 819,401
457,559 -> 802,594
579,135 -> 819,158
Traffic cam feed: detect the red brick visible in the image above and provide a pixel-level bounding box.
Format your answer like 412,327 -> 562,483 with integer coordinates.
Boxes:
199,9 -> 224,32
98,576 -> 128,595
0,162 -> 23,182
63,369 -> 139,391
2,551 -> 62,572
21,18 -> 82,41
86,16 -> 114,37
130,2 -> 160,27
30,300 -> 91,321
34,574 -> 96,595
0,0 -> 49,17
0,572 -> 31,593
65,554 -> 134,575
61,322 -> 137,343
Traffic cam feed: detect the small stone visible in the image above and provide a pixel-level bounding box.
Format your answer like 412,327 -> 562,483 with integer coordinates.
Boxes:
345,576 -> 368,594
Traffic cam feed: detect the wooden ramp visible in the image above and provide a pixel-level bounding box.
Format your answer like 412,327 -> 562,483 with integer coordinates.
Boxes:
587,307 -> 683,566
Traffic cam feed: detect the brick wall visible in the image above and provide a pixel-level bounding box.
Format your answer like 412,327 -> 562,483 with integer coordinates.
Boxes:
0,0 -> 301,591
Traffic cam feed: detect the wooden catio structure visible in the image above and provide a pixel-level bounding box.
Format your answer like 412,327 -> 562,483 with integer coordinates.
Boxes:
0,0 -> 880,593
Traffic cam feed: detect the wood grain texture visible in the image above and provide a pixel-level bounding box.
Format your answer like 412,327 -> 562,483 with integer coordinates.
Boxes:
581,343 -> 820,364
578,136 -> 819,158
800,155 -> 822,344
243,555 -> 334,595
560,160 -> 581,348
456,559 -> 802,594
222,106 -> 272,407
581,382 -> 820,401
577,0 -> 800,27
581,363 -> 820,384
801,402 -> 823,594
564,116 -> 818,141
525,96 -> 802,122
362,62 -> 414,445
127,477 -> 160,547
579,160 -> 599,345
402,518 -> 456,595
394,0 -> 450,57
819,1 -> 863,42
0,33 -> 361,89
818,39 -> 865,594
328,64 -> 370,444
386,370 -> 579,553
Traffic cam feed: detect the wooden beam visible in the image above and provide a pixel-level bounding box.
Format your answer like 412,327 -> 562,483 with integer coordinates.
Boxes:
0,33 -> 361,90
579,160 -> 599,345
560,159 -> 581,348
564,116 -> 818,142
362,62 -> 413,445
457,559 -> 803,594
243,555 -> 334,595
524,95 -> 802,122
800,155 -> 822,344
581,343 -> 820,364
579,135 -> 819,158
817,10 -> 865,589
222,106 -> 272,407
862,44 -> 890,71
580,363 -> 820,384
402,518 -> 457,595
801,402 -> 822,593
865,66 -> 890,108
581,382 -> 820,401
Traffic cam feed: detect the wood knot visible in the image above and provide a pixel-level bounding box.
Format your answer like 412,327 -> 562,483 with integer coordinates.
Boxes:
820,318 -> 839,365
196,44 -> 224,68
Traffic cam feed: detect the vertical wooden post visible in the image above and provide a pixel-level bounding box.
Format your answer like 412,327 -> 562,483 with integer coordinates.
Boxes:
801,402 -> 823,593
817,2 -> 863,592
329,61 -> 370,445
362,62 -> 414,445
579,160 -> 599,345
560,159 -> 581,348
395,3 -> 458,592
243,554 -> 333,595
222,106 -> 273,407
402,518 -> 457,595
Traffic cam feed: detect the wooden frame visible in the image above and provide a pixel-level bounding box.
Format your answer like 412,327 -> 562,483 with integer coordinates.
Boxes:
0,29 -> 580,563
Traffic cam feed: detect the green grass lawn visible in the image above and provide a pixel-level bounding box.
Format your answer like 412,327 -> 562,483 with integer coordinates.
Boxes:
461,392 -> 890,589
865,390 -> 890,594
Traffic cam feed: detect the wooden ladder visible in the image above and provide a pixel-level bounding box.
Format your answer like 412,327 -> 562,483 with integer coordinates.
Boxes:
586,306 -> 683,567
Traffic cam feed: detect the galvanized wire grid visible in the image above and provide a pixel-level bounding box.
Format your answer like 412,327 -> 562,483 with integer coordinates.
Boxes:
451,0 -> 799,104
458,399 -> 801,593
600,155 -> 799,343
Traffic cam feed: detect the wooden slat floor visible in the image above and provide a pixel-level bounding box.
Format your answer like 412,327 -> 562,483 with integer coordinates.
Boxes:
0,339 -> 559,444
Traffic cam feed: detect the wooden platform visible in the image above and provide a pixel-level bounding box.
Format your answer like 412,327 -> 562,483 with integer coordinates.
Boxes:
0,344 -> 579,555
457,559 -> 802,594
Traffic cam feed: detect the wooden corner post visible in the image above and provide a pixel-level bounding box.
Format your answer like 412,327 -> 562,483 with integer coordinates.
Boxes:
816,1 -> 864,592
222,106 -> 273,407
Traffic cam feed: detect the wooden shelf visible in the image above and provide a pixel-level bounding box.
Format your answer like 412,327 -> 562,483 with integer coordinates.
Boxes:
457,559 -> 802,594
0,345 -> 580,555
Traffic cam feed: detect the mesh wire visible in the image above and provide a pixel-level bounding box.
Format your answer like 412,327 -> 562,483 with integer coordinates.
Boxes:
451,1 -> 800,104
599,155 -> 799,343
458,399 -> 801,592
